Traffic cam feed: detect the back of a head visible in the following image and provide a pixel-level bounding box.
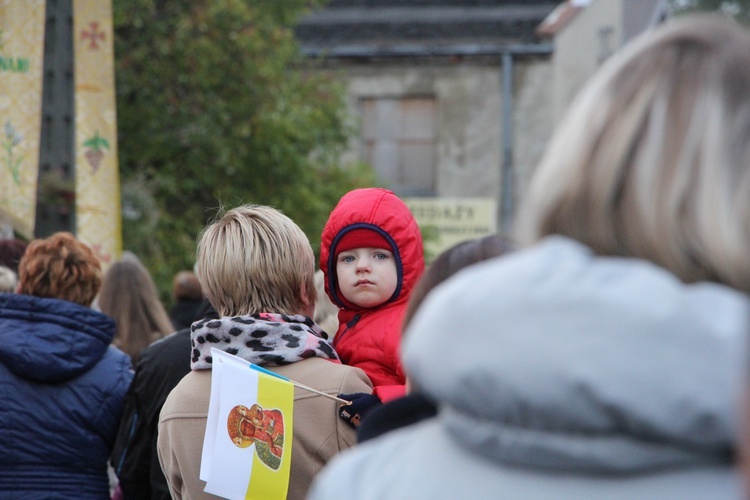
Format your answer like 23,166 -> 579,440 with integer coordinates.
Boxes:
517,14 -> 750,293
18,232 -> 101,306
196,205 -> 316,317
0,239 -> 28,274
98,251 -> 174,361
172,270 -> 203,302
403,234 -> 515,331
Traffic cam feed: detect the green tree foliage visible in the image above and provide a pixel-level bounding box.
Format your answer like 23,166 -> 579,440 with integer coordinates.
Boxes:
114,0 -> 376,302
670,0 -> 750,23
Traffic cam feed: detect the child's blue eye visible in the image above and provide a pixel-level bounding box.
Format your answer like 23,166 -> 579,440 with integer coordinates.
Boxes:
340,255 -> 355,263
374,252 -> 389,260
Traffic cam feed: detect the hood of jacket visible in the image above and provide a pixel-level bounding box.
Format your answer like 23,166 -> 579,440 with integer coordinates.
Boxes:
403,236 -> 749,474
320,188 -> 424,320
0,293 -> 116,383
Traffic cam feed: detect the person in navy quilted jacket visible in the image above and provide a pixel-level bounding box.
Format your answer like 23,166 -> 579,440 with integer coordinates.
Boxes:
0,232 -> 133,499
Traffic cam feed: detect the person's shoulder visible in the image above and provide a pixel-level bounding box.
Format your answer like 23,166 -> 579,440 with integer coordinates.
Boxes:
308,420 -> 439,499
136,328 -> 191,371
293,357 -> 366,375
275,357 -> 335,375
102,343 -> 132,363
142,327 -> 190,358
275,358 -> 371,390
79,345 -> 133,394
161,370 -> 211,418
169,369 -> 210,395
92,345 -> 132,376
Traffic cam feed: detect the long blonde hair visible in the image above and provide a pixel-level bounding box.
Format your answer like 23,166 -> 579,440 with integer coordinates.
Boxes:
517,14 -> 750,293
98,252 -> 174,363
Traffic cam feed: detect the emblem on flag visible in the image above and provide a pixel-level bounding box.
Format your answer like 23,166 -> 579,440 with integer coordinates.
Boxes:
227,404 -> 285,470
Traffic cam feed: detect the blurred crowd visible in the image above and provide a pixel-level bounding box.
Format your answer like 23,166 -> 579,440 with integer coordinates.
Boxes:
1,13 -> 749,500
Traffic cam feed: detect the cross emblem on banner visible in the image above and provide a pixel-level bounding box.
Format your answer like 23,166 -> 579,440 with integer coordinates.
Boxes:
81,22 -> 105,50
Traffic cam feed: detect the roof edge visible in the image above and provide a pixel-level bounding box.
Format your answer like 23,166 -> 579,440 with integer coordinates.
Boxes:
301,42 -> 554,59
536,1 -> 585,38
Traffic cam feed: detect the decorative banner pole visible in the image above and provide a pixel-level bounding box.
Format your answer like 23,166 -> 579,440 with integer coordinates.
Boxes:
72,0 -> 121,266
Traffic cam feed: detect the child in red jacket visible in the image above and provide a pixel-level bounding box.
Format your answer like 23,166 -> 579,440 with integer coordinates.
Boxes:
320,188 -> 425,426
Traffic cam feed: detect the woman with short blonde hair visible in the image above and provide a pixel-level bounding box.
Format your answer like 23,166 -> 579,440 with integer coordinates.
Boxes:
195,204 -> 317,317
159,204 -> 370,500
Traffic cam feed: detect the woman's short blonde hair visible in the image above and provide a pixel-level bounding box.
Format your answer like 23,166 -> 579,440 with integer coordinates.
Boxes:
517,14 -> 750,293
18,232 -> 102,306
196,205 -> 316,317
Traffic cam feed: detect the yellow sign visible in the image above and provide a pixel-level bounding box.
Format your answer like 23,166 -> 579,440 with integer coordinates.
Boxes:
405,197 -> 498,261
73,0 -> 120,267
0,0 -> 46,239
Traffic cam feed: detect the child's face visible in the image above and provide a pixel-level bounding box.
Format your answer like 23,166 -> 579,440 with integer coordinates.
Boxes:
336,247 -> 398,308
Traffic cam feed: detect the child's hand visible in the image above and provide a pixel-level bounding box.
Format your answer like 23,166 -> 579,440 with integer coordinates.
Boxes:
338,393 -> 381,428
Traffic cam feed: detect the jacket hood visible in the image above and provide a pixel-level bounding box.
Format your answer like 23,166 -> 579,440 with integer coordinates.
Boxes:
403,236 -> 749,473
320,188 -> 424,313
0,293 -> 116,382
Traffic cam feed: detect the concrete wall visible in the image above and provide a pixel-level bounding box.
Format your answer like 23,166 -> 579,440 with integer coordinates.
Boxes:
551,0 -> 623,123
308,2 -> 668,234
334,58 -> 553,232
551,0 -> 665,124
512,59 -> 554,226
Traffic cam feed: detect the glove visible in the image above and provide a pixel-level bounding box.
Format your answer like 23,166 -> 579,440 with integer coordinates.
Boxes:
338,393 -> 381,428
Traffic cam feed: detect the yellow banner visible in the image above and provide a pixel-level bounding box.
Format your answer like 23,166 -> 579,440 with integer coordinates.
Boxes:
0,0 -> 46,239
73,0 -> 120,266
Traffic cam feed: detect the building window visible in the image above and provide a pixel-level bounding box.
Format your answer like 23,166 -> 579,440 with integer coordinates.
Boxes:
360,97 -> 436,196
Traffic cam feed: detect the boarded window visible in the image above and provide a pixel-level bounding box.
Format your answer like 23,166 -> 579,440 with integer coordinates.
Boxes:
361,97 -> 436,196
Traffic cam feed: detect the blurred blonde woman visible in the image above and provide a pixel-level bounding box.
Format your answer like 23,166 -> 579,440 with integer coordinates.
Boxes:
310,15 -> 750,499
98,251 -> 174,364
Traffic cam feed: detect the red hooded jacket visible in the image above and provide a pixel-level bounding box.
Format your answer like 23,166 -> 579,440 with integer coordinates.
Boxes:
320,188 -> 424,401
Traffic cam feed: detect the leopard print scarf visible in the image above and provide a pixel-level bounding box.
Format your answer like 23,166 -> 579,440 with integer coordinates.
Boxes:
190,313 -> 340,370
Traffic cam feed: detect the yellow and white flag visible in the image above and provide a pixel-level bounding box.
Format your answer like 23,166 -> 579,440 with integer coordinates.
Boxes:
202,349 -> 294,500
72,0 -> 120,266
0,0 -> 46,239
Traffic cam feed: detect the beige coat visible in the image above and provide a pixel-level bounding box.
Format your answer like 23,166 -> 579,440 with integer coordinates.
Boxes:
158,357 -> 371,500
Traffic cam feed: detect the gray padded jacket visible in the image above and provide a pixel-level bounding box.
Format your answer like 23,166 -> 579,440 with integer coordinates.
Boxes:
309,236 -> 749,500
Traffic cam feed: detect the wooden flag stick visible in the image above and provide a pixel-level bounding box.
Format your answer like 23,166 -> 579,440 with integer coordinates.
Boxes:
249,363 -> 351,405
289,380 -> 352,405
